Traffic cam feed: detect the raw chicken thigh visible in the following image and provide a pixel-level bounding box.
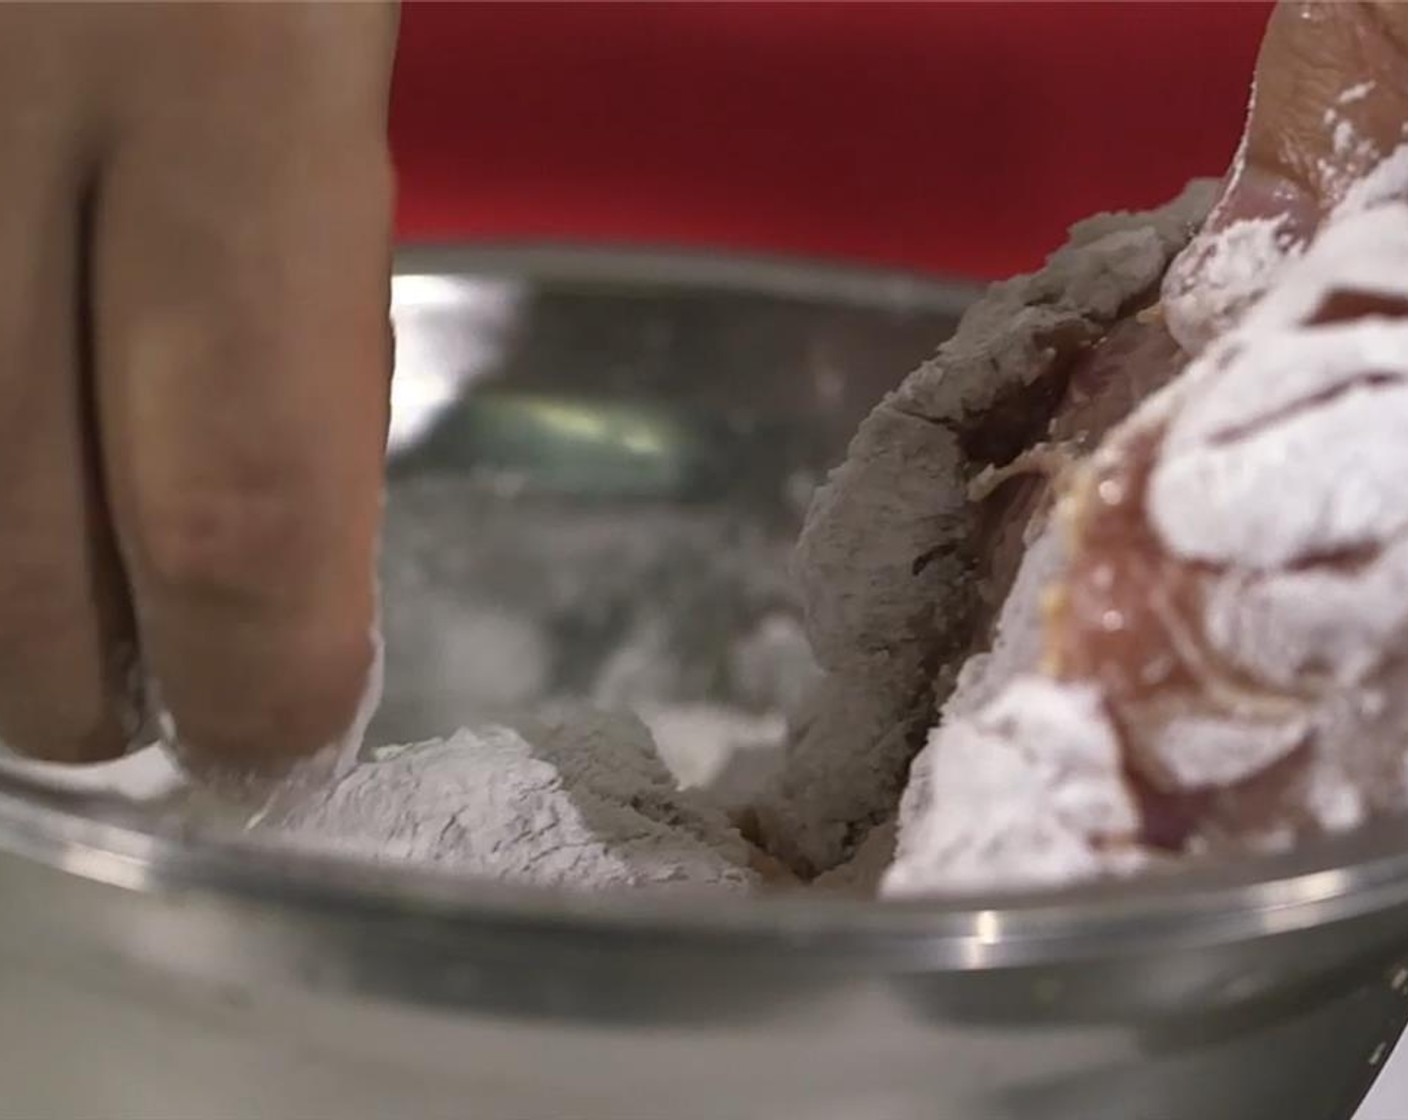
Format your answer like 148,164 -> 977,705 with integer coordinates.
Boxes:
888,203 -> 1408,895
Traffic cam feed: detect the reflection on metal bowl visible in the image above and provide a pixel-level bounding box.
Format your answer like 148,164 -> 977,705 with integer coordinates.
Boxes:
3,249 -> 1408,1120
375,249 -> 970,777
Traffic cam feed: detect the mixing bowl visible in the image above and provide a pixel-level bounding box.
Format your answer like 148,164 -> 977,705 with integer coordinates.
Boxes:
3,249 -> 1408,1120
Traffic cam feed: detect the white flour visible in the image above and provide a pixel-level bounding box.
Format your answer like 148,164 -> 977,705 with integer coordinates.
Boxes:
257,707 -> 760,893
1338,81 -> 1375,106
634,702 -> 786,791
894,528 -> 1065,850
1161,215 -> 1302,355
1332,142 -> 1408,222
884,678 -> 1145,897
0,742 -> 184,802
1163,135 -> 1408,358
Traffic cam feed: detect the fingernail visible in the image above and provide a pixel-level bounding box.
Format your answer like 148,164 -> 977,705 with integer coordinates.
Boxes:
1161,165 -> 1319,354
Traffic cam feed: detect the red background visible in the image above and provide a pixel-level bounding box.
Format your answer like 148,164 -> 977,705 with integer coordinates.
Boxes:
390,2 -> 1272,280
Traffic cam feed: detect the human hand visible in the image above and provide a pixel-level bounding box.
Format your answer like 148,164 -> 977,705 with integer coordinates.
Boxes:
1162,0 -> 1408,352
0,5 -> 397,778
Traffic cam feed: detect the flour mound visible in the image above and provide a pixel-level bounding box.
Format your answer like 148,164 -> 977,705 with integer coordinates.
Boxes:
884,678 -> 1145,897
261,709 -> 759,893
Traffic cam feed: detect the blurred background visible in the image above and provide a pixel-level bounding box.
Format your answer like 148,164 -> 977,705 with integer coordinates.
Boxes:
390,0 -> 1271,280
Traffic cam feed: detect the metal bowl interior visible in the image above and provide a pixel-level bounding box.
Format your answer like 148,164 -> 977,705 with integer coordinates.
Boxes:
4,244 -> 1408,973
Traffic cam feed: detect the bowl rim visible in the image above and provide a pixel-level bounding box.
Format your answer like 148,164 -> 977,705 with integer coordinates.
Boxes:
392,240 -> 982,315
6,766 -> 1408,971
6,243 -> 1407,972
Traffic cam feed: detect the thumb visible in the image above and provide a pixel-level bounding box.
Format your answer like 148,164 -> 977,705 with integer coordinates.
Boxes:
1162,1 -> 1408,353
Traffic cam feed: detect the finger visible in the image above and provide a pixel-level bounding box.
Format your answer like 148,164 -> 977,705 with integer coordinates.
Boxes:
0,13 -> 137,763
1233,2 -> 1408,217
93,7 -> 396,776
1163,1 -> 1408,352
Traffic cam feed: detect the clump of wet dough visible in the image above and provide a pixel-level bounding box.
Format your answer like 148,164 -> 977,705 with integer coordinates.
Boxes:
755,180 -> 1216,877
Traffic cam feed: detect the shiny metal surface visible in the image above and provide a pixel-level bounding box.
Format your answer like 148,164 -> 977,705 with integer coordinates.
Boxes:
2,248 -> 1408,1119
374,247 -> 970,759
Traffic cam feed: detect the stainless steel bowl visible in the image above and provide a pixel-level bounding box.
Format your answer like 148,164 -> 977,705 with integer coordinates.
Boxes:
3,248 -> 1408,1120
